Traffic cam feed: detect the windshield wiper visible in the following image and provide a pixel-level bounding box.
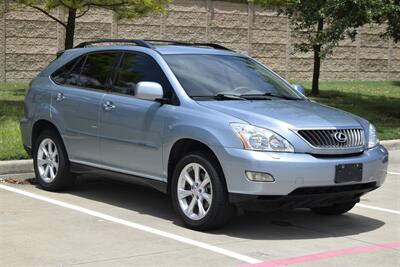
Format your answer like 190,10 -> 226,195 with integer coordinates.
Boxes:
241,93 -> 301,100
191,93 -> 248,101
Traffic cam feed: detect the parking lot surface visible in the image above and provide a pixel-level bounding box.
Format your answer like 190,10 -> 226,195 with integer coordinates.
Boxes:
1,151 -> 399,266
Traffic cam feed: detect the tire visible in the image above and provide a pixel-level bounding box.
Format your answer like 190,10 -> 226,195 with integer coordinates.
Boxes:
171,151 -> 234,231
33,130 -> 76,191
310,201 -> 357,215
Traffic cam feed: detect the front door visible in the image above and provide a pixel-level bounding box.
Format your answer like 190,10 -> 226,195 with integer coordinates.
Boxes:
99,52 -> 174,180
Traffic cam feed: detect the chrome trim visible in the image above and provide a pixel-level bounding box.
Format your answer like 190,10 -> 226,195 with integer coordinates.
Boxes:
296,128 -> 365,150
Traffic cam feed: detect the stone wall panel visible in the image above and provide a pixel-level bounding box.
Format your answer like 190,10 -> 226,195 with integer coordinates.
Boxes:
359,59 -> 388,72
75,23 -> 112,39
251,43 -> 286,58
165,26 -> 207,42
252,30 -> 287,44
359,47 -> 389,59
6,37 -> 57,54
6,54 -> 55,71
166,11 -> 207,27
118,24 -> 161,39
6,20 -> 56,38
1,2 -> 396,82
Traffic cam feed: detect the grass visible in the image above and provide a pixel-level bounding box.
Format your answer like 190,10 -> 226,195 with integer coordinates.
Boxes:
0,83 -> 29,160
0,81 -> 399,160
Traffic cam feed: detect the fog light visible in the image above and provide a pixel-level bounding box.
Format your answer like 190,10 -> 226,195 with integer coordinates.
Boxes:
245,171 -> 275,182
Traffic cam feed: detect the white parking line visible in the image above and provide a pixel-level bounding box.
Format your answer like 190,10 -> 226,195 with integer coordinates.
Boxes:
0,184 -> 261,264
387,171 -> 400,176
356,203 -> 400,215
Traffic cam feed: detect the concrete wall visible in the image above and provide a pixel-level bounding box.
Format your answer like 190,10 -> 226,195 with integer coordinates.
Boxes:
0,0 -> 398,82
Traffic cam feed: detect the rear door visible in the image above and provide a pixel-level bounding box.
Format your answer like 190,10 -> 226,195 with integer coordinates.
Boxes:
99,52 -> 174,180
51,51 -> 120,165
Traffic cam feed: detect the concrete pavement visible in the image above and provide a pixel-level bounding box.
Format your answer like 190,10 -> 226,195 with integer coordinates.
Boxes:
0,151 -> 399,266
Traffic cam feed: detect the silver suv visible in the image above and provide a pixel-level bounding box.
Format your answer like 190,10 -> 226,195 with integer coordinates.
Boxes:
20,39 -> 388,230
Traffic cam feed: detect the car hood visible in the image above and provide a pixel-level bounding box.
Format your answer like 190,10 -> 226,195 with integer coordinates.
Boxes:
197,100 -> 363,129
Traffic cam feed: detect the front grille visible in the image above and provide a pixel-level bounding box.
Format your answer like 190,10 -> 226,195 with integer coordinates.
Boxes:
298,128 -> 365,149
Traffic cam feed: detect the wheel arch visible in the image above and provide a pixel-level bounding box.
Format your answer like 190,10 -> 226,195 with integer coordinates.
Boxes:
167,138 -> 227,194
31,120 -> 64,155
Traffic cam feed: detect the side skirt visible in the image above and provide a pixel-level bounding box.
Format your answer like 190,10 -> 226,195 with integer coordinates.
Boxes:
70,162 -> 168,194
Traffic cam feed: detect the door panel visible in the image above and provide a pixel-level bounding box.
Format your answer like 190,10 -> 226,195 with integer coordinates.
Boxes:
99,95 -> 166,180
52,87 -> 105,164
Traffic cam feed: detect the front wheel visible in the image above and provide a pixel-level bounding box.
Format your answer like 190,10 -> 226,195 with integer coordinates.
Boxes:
171,151 -> 234,231
310,201 -> 357,215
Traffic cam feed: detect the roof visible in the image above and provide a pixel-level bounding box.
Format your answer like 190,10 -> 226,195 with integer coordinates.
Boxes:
70,39 -> 239,56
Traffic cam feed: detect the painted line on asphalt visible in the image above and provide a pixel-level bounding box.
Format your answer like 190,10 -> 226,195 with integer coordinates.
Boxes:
356,203 -> 400,215
0,184 -> 261,264
243,241 -> 400,267
387,171 -> 400,176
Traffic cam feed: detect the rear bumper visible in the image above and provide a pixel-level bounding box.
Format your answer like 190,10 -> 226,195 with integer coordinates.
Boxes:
229,181 -> 378,211
213,145 -> 388,196
20,118 -> 32,155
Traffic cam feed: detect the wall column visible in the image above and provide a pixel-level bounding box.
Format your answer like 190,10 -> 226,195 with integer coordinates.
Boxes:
0,0 -> 7,82
247,2 -> 254,55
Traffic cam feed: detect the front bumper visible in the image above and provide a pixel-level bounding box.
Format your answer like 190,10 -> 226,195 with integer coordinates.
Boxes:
213,145 -> 388,197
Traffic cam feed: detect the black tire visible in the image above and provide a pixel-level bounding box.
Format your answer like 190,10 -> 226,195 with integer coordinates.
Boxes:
171,151 -> 234,231
33,130 -> 76,191
310,201 -> 357,215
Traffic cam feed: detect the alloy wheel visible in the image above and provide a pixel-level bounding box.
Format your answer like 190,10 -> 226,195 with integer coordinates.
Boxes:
177,163 -> 213,220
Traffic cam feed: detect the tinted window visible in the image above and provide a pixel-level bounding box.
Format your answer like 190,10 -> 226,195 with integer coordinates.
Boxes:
51,57 -> 83,85
164,54 -> 303,99
79,52 -> 120,90
113,53 -> 172,97
65,57 -> 84,86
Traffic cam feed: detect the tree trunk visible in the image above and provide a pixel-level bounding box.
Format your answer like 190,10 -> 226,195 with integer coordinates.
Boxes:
311,18 -> 324,96
64,8 -> 77,50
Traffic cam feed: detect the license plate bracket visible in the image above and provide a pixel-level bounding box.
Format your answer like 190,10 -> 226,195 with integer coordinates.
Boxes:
335,163 -> 363,183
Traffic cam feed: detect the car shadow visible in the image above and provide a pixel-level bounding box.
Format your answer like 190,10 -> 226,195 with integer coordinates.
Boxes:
65,175 -> 385,240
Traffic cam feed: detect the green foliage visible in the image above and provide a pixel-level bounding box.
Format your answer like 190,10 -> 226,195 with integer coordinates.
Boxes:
372,0 -> 400,42
254,0 -> 382,59
15,0 -> 170,19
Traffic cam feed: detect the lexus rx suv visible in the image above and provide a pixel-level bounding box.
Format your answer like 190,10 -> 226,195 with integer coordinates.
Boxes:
20,39 -> 388,230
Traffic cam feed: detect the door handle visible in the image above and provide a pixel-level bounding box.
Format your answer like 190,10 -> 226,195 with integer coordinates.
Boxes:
56,92 -> 65,102
103,101 -> 116,111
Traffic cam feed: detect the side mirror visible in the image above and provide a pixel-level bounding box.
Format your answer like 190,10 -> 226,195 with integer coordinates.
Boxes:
135,82 -> 164,101
292,84 -> 305,95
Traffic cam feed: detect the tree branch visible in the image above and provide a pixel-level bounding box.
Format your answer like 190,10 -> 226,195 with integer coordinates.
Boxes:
28,5 -> 67,27
76,5 -> 90,18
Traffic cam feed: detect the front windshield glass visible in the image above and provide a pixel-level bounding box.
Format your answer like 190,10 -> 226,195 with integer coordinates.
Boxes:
163,54 -> 304,100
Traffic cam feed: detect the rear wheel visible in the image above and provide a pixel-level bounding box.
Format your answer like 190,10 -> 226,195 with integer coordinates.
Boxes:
171,151 -> 234,230
33,130 -> 76,191
311,201 -> 357,215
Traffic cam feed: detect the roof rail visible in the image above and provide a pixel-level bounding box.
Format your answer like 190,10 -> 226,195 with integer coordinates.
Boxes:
74,39 -> 153,49
145,39 -> 232,51
74,39 -> 232,51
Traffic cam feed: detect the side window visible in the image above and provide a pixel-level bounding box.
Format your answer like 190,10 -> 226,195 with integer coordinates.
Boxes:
65,57 -> 84,86
51,57 -> 83,85
113,53 -> 173,97
78,52 -> 120,90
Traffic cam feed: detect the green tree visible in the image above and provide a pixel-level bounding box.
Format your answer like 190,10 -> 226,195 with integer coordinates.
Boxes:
15,0 -> 169,50
372,0 -> 400,42
254,0 -> 381,96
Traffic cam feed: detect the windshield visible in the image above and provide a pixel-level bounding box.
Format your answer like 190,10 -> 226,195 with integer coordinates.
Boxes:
163,54 -> 304,100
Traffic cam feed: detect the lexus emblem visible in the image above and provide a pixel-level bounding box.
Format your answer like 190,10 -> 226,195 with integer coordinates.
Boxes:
334,132 -> 348,143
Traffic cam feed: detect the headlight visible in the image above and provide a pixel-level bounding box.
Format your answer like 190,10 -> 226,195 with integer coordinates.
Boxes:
368,124 -> 379,148
230,123 -> 294,152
